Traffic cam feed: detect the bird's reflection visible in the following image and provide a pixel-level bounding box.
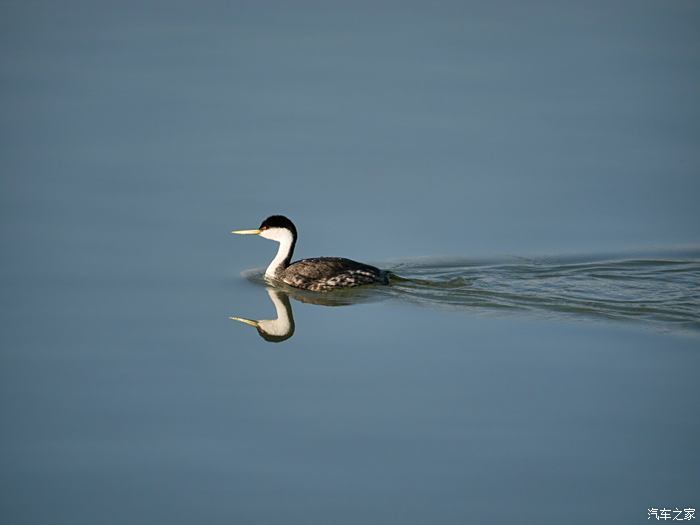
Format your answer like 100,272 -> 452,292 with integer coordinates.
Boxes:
230,282 -> 383,343
230,288 -> 296,343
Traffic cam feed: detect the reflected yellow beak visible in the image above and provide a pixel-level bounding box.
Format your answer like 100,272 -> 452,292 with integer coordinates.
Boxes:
231,229 -> 261,235
229,316 -> 259,327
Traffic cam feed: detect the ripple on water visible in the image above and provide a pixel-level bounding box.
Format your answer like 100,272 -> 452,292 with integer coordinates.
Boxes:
241,249 -> 700,332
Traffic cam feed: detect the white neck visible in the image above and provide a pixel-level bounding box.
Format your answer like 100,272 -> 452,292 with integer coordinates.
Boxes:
262,228 -> 295,278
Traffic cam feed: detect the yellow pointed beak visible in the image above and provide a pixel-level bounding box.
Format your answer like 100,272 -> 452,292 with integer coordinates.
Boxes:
229,316 -> 259,327
231,229 -> 261,235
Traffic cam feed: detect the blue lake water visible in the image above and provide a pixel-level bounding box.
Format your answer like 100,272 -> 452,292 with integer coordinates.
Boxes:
1,1 -> 699,524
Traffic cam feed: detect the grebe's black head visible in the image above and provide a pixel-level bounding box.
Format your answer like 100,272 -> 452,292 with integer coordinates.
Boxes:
259,215 -> 297,237
231,215 -> 298,269
232,214 -> 297,242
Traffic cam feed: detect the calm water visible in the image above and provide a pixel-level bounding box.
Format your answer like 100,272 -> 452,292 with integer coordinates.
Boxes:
2,1 -> 700,524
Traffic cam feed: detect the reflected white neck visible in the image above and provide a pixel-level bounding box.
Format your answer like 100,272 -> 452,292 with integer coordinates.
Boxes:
257,289 -> 293,336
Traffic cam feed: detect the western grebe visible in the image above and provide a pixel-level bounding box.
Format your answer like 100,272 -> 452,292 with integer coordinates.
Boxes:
232,215 -> 390,291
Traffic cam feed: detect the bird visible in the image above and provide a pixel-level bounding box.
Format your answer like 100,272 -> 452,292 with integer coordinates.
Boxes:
232,215 -> 390,291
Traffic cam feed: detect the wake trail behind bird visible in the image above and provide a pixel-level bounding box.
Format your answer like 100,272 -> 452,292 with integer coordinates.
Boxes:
242,248 -> 700,332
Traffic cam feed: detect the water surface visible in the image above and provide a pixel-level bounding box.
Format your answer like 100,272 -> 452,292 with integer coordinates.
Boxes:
1,1 -> 699,524
240,251 -> 700,336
